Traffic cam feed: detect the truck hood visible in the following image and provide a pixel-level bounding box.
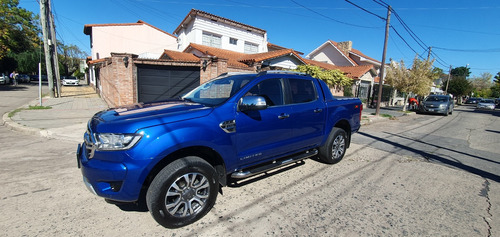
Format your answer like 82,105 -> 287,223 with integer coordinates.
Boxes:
89,101 -> 213,133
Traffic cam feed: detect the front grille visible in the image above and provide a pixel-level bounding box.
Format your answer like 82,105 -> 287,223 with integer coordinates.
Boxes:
84,126 -> 96,159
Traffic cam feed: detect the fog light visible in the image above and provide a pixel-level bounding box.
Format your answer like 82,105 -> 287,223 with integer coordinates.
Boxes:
109,181 -> 123,192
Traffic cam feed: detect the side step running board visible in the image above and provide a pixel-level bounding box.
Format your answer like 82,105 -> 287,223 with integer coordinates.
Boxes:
231,149 -> 318,179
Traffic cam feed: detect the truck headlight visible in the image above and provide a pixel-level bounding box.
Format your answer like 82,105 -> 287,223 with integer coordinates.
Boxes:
95,133 -> 142,150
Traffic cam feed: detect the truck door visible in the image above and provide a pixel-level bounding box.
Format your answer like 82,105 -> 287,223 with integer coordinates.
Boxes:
287,78 -> 326,149
235,78 -> 294,166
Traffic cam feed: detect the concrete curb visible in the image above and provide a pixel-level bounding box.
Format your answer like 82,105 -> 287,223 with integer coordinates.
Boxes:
2,111 -> 51,138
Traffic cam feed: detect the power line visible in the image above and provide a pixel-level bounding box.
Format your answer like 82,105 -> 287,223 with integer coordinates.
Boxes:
345,0 -> 385,20
432,46 -> 500,53
292,0 -> 382,29
355,0 -> 452,68
389,26 -> 423,60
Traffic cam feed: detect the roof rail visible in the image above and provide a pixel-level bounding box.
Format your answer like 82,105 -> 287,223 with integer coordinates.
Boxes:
215,72 -> 254,79
257,70 -> 308,77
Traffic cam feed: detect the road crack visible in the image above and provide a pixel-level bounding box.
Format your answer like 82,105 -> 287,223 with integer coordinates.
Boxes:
480,179 -> 492,237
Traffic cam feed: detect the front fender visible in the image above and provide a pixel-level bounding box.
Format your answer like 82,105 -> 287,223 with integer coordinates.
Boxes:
128,118 -> 236,186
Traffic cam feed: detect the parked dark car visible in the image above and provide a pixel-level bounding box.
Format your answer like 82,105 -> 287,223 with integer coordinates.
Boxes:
17,74 -> 30,83
30,75 -> 48,81
419,94 -> 454,116
465,97 -> 482,104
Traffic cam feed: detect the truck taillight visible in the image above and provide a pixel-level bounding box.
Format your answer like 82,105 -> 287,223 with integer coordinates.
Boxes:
355,104 -> 363,121
360,104 -> 363,121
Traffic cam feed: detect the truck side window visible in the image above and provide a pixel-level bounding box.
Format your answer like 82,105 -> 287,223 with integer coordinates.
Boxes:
289,79 -> 317,104
247,79 -> 284,106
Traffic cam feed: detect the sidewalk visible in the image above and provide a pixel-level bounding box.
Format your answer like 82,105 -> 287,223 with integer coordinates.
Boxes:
361,104 -> 416,125
3,87 -> 410,142
2,85 -> 108,142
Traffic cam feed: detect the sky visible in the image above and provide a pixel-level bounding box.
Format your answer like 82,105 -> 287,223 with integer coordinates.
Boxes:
19,0 -> 500,78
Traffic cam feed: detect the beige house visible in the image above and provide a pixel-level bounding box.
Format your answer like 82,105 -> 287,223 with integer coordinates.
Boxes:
84,20 -> 177,60
307,40 -> 382,100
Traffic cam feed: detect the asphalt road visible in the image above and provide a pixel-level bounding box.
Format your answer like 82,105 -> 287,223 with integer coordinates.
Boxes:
1,84 -> 498,236
353,105 -> 500,182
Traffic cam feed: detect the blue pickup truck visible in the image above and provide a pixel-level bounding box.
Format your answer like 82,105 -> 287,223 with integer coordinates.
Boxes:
77,71 -> 362,228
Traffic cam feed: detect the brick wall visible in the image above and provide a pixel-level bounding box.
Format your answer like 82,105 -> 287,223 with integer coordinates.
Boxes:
98,53 -> 137,107
93,54 -> 257,107
199,57 -> 257,83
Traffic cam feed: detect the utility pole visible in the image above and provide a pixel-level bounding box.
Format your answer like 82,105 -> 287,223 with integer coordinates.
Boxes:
375,5 -> 391,116
48,1 -> 61,97
445,65 -> 451,94
427,46 -> 432,61
40,0 -> 60,98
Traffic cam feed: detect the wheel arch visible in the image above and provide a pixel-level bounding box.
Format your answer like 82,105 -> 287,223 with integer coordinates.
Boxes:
333,119 -> 352,148
140,146 -> 227,200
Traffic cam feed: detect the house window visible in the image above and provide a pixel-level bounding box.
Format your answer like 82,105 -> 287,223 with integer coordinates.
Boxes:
202,32 -> 221,48
244,42 -> 258,54
230,37 -> 238,45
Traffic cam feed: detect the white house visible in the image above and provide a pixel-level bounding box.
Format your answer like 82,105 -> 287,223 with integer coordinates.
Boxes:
173,9 -> 268,54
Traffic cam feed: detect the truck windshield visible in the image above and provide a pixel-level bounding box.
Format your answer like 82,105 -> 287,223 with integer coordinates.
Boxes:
182,74 -> 255,106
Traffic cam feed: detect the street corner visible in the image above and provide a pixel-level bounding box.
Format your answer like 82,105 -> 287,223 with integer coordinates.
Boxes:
2,109 -> 44,137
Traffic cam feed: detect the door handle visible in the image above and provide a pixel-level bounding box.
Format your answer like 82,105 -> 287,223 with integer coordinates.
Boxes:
278,113 -> 290,119
314,108 -> 323,113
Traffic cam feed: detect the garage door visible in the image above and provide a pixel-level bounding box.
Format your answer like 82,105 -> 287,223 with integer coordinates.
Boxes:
137,65 -> 200,103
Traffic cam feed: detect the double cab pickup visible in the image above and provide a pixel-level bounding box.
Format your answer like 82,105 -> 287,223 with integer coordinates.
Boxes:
77,71 -> 362,228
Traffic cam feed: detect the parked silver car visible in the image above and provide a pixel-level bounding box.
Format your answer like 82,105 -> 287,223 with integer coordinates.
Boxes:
0,74 -> 10,85
476,99 -> 495,110
419,95 -> 454,116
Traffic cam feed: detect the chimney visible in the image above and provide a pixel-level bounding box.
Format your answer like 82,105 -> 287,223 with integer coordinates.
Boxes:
338,41 -> 352,55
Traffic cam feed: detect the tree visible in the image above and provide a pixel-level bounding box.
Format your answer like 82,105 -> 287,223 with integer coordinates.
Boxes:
294,64 -> 352,87
442,67 -> 473,103
58,43 -> 86,77
0,0 -> 40,59
470,72 -> 493,98
450,66 -> 471,78
385,56 -> 435,111
491,72 -> 500,98
12,50 -> 44,74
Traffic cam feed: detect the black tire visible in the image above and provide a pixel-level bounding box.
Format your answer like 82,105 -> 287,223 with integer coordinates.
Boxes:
318,127 -> 347,164
146,156 -> 218,228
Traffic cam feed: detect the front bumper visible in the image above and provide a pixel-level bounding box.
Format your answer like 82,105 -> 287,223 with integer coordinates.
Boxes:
76,142 -> 147,202
420,106 -> 448,114
63,81 -> 79,86
476,105 -> 495,110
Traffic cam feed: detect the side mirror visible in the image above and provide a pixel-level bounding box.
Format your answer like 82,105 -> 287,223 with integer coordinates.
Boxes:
239,96 -> 268,111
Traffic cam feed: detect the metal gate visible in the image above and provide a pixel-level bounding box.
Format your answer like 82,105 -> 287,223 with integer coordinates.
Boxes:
137,65 -> 200,103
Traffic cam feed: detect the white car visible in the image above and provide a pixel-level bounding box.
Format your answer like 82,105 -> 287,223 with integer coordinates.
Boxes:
62,76 -> 79,86
0,74 -> 10,85
476,99 -> 495,110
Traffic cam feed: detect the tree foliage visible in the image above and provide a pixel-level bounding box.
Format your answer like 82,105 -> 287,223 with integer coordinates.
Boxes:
442,67 -> 473,101
470,72 -> 493,98
385,56 -> 435,110
58,43 -> 86,77
444,77 -> 472,99
294,65 -> 352,87
450,66 -> 471,78
492,72 -> 500,98
0,0 -> 40,59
